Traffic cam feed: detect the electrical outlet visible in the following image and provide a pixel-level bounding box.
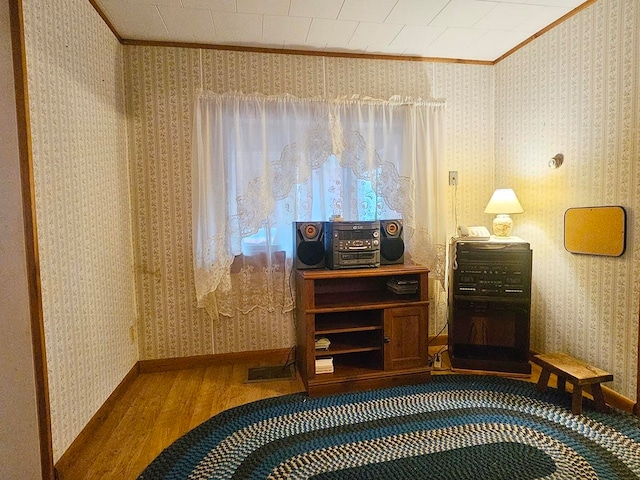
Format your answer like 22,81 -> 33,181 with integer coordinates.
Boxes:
433,354 -> 442,369
449,171 -> 458,186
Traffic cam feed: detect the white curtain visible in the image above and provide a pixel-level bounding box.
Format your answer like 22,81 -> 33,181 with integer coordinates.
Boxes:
192,91 -> 446,320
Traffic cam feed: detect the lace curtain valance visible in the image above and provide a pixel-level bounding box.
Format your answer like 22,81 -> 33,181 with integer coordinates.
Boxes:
191,91 -> 446,320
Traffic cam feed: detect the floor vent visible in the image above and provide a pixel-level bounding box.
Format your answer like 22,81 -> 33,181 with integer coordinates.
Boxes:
246,364 -> 296,383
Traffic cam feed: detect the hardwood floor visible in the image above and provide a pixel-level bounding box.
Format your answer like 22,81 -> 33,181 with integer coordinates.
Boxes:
56,349 -> 543,480
56,360 -> 305,480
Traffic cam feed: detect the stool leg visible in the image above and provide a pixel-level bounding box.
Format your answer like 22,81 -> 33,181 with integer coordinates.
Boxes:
557,376 -> 566,393
590,384 -> 609,412
572,385 -> 583,415
537,369 -> 551,392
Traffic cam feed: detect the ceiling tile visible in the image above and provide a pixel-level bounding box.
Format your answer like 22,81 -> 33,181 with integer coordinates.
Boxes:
386,0 -> 450,26
181,0 -> 236,10
430,0 -> 499,28
237,0 -> 290,16
391,25 -> 446,55
263,15 -> 312,47
211,12 -> 263,44
473,3 -> 545,30
290,0 -> 344,19
423,27 -> 487,58
349,22 -> 404,49
158,7 -> 214,43
338,0 -> 397,23
96,1 -> 168,38
515,5 -> 572,32
307,18 -> 359,49
524,0 -> 583,6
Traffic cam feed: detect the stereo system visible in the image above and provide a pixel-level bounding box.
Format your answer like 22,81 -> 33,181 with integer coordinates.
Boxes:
452,241 -> 532,298
293,219 -> 405,269
325,220 -> 380,269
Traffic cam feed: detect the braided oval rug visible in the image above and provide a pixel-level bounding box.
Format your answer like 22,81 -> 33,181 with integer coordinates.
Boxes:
138,375 -> 640,479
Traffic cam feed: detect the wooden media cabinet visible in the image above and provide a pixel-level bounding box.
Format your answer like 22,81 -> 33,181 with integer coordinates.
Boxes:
295,265 -> 431,396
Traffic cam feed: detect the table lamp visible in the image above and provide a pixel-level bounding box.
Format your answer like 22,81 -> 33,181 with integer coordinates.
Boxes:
484,188 -> 524,237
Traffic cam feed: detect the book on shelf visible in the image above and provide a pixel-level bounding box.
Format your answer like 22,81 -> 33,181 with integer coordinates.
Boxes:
315,336 -> 331,350
315,357 -> 334,374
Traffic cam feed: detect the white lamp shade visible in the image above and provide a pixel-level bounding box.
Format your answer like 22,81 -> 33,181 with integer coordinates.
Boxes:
484,189 -> 524,214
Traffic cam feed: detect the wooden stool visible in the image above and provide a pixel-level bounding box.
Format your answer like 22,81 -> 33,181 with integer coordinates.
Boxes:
532,352 -> 613,415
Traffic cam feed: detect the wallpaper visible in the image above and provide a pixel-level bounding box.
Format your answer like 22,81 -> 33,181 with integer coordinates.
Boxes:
125,48 -> 494,360
22,0 -> 138,462
495,0 -> 639,398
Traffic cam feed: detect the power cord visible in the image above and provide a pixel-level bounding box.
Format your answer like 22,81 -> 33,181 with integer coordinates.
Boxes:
428,340 -> 449,371
283,345 -> 296,370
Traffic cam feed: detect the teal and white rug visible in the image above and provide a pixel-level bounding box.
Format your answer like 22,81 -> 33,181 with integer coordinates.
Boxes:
139,375 -> 640,479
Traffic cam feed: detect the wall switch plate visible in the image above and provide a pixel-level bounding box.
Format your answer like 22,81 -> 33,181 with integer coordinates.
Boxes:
449,171 -> 458,186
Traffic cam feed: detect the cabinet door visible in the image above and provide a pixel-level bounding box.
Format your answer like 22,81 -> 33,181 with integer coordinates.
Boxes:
384,306 -> 428,370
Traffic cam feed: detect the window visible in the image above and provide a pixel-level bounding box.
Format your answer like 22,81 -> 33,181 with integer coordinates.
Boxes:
191,92 -> 445,320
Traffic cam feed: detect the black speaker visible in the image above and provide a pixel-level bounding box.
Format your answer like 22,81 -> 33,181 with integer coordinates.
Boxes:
380,219 -> 404,265
293,222 -> 326,269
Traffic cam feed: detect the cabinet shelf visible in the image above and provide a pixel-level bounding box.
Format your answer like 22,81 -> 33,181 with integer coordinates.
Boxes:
315,311 -> 383,334
313,291 -> 422,311
312,363 -> 383,380
314,321 -> 382,357
311,270 -> 422,311
316,324 -> 382,334
315,344 -> 382,357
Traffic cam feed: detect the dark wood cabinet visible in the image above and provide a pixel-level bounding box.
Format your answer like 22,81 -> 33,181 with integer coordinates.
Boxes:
448,239 -> 532,375
295,265 -> 430,396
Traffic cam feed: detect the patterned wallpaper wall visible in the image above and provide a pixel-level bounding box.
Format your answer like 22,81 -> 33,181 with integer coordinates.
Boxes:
22,0 -> 138,461
125,48 -> 495,360
495,0 -> 639,398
